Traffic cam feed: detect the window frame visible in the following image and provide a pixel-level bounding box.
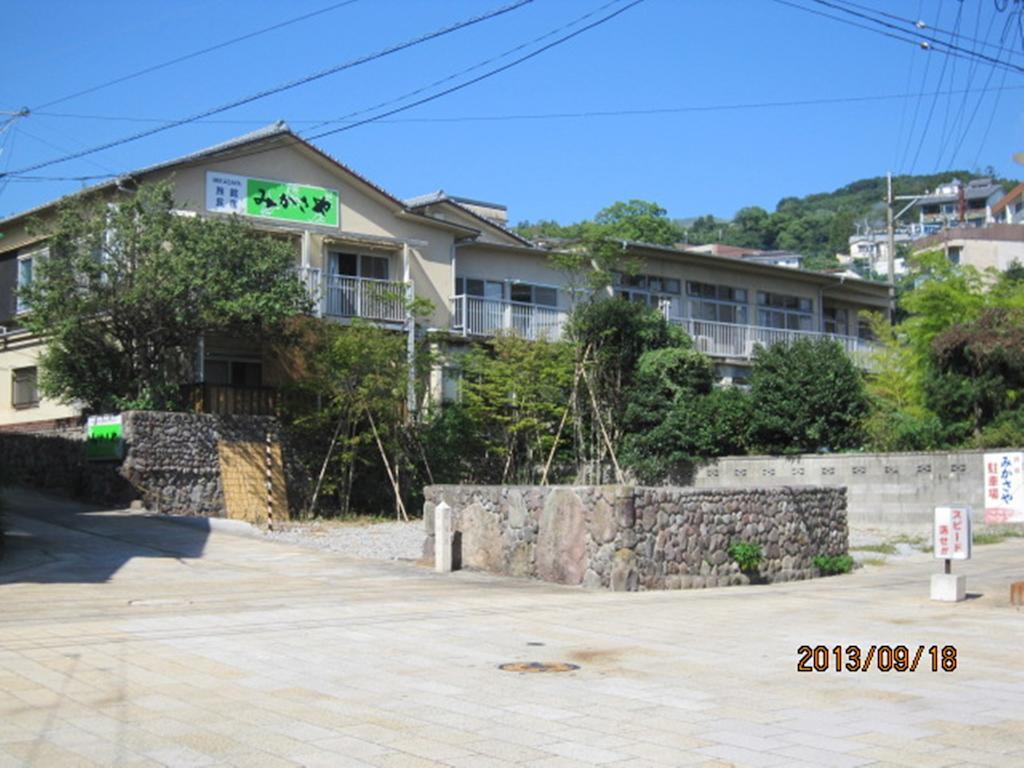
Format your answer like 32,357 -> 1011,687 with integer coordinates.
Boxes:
756,290 -> 814,331
12,366 -> 39,409
16,247 -> 47,315
686,280 -> 749,325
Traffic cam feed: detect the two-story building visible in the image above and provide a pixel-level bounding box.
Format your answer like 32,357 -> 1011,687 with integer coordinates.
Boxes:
912,177 -> 1004,232
0,122 -> 888,431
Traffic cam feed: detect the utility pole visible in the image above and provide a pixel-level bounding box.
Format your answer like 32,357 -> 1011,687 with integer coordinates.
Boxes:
887,171 -> 896,321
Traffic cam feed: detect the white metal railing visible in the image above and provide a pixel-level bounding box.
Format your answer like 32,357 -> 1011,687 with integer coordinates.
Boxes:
452,295 -> 568,341
674,318 -> 877,362
299,267 -> 409,323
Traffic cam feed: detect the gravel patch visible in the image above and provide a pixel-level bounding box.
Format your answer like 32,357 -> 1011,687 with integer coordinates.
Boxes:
264,519 -> 425,561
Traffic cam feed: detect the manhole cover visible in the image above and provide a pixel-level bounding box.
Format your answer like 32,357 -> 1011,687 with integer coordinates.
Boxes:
498,661 -> 580,673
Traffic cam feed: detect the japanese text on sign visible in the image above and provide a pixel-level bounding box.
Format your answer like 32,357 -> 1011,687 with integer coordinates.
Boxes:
205,171 -> 340,227
983,452 -> 1024,524
934,506 -> 971,560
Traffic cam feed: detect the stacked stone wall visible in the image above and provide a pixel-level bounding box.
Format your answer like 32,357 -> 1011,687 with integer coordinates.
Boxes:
0,411 -> 306,517
423,484 -> 847,591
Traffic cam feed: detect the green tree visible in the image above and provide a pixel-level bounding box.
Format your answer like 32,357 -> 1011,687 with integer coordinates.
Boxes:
747,339 -> 869,454
621,346 -> 751,482
432,335 -> 574,484
592,199 -> 682,245
283,320 -> 428,517
927,308 -> 1024,443
22,182 -> 310,412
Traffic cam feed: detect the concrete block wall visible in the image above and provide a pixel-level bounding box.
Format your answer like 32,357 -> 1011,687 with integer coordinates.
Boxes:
691,449 -> 1014,528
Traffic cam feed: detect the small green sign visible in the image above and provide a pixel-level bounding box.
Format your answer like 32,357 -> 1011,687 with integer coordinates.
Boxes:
85,415 -> 124,461
245,178 -> 339,226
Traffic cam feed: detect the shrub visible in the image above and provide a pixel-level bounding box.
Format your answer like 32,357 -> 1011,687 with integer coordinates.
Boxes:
728,541 -> 762,573
747,338 -> 869,454
814,554 -> 855,575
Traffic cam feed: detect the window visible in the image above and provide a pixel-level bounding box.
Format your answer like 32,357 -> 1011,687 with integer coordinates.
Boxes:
510,282 -> 557,307
16,253 -> 35,314
614,272 -> 681,295
204,358 -> 262,388
687,281 -> 749,324
823,307 -> 849,336
456,277 -> 503,300
947,246 -> 962,265
328,251 -> 389,280
12,367 -> 39,408
756,291 -> 813,331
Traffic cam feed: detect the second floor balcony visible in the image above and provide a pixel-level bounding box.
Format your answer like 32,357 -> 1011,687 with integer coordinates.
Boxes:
675,317 -> 877,364
299,267 -> 409,324
452,294 -> 568,342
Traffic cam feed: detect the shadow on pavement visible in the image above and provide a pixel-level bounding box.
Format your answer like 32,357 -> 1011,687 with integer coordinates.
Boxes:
0,486 -> 210,585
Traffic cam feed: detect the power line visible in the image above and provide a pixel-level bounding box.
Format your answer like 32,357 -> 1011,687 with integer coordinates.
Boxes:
8,83 -> 1024,184
31,0 -> 364,111
303,0 -> 630,135
830,0 -> 1024,57
773,0 -> 1024,76
2,0 -> 645,186
942,5 -> 1002,170
908,2 -> 961,174
6,82 -> 1024,186
891,0 -> 924,170
805,0 -> 1024,75
0,0 -> 533,180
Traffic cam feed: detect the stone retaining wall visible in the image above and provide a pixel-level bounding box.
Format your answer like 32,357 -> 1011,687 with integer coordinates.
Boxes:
423,484 -> 847,591
0,411 -> 305,517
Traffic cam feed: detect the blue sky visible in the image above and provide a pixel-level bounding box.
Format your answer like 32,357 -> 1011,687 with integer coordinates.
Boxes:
2,0 -> 1021,225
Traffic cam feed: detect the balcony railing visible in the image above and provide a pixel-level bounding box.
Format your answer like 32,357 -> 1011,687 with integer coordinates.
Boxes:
182,383 -> 278,416
299,267 -> 409,323
452,295 -> 568,341
674,318 -> 877,363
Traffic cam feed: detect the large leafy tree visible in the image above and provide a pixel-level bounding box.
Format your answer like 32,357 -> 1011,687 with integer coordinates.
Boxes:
426,335 -> 574,485
621,345 -> 752,482
747,338 -> 869,454
927,308 -> 1024,444
21,182 -> 311,412
283,320 -> 427,517
592,199 -> 682,245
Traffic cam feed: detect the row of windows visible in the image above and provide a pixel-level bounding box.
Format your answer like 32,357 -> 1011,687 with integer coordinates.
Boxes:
455,277 -> 558,307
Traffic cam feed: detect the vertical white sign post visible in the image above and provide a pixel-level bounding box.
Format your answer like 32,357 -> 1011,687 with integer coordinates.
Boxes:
931,505 -> 971,602
435,501 -> 453,574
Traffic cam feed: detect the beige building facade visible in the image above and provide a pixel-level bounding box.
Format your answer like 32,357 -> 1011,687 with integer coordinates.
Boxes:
0,123 -> 889,430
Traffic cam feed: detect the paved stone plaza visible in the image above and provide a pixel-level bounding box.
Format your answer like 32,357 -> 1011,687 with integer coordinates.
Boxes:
1,488 -> 1023,768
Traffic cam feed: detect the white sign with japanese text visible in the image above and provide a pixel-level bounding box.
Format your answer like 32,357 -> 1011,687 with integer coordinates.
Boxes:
934,506 -> 971,560
983,452 -> 1024,524
205,171 -> 246,214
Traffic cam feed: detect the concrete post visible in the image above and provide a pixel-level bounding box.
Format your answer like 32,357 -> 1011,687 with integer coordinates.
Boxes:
435,501 -> 453,573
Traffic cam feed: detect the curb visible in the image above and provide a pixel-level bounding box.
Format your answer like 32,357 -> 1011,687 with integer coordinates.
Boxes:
154,513 -> 264,540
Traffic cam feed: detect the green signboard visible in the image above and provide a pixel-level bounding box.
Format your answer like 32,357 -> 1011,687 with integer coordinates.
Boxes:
85,415 -> 124,461
245,177 -> 339,227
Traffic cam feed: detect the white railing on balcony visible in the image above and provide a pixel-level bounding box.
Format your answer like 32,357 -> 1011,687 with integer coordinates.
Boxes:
674,318 -> 877,362
299,267 -> 409,323
452,295 -> 568,341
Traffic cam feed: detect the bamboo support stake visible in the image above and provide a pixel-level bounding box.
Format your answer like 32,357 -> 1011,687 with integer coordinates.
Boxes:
366,408 -> 409,522
580,356 -> 625,484
307,412 -> 346,518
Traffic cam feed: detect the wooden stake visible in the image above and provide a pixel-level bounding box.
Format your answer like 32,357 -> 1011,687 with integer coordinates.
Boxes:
366,408 -> 409,522
308,412 -> 345,518
580,355 -> 625,484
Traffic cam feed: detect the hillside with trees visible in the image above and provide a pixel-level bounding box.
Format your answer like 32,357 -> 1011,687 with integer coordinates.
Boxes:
514,170 -> 1020,273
